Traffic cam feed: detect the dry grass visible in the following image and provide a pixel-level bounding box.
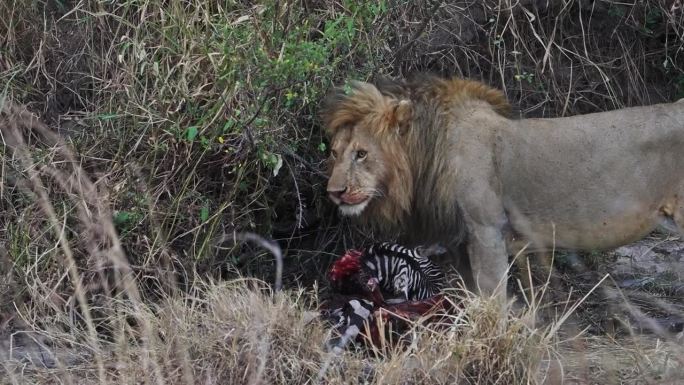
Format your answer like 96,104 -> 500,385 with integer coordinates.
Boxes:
0,276 -> 552,384
1,0 -> 684,384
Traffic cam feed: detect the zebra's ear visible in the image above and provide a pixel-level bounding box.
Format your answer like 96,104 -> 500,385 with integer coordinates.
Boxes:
416,244 -> 447,257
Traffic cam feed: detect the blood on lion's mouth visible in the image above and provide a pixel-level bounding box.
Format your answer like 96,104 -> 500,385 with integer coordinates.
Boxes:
339,193 -> 368,206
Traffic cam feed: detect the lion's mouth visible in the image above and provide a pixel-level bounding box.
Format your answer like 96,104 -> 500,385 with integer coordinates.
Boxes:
338,193 -> 369,206
333,192 -> 371,216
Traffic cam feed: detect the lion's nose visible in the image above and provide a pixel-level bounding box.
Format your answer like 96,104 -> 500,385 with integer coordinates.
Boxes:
327,186 -> 347,201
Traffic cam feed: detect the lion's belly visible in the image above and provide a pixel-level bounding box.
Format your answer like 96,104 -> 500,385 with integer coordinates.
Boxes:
505,202 -> 662,253
499,103 -> 684,253
501,150 -> 677,252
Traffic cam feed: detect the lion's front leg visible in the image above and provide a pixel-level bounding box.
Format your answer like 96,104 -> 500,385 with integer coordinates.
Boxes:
453,133 -> 511,303
457,176 -> 510,303
466,222 -> 509,301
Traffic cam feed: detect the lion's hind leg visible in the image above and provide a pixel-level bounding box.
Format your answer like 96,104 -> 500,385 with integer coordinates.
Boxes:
672,195 -> 684,236
660,190 -> 684,236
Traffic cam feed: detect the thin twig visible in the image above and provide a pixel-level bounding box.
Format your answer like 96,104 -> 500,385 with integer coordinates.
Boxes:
282,147 -> 329,179
392,0 -> 443,67
285,160 -> 304,230
233,232 -> 284,292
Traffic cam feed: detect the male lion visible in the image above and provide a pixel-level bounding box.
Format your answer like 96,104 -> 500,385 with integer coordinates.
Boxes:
322,74 -> 684,300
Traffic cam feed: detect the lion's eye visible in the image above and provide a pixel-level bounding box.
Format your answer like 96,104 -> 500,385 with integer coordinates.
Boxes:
331,150 -> 338,159
356,150 -> 367,160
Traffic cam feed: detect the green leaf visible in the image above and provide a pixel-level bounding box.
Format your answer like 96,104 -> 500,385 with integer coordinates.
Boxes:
200,205 -> 209,222
346,17 -> 355,38
272,154 -> 283,177
186,126 -> 199,141
222,120 -> 235,132
97,113 -> 118,121
113,211 -> 131,226
318,142 -> 327,152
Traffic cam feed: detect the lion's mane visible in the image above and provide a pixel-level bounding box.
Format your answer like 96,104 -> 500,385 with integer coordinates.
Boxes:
321,75 -> 511,248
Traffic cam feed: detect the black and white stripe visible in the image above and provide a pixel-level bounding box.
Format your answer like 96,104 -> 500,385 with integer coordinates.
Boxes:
326,298 -> 375,354
363,242 -> 446,303
325,242 -> 447,353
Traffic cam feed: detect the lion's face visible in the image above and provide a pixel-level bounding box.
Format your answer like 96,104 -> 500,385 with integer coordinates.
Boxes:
326,125 -> 389,216
322,81 -> 414,221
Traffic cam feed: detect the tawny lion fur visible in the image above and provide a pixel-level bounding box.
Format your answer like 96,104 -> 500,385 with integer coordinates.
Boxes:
322,74 -> 684,298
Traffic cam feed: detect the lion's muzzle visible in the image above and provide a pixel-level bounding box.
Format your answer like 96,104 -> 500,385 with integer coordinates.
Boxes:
328,188 -> 369,206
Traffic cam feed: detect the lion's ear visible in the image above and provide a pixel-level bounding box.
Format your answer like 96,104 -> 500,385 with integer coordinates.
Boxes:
392,99 -> 413,135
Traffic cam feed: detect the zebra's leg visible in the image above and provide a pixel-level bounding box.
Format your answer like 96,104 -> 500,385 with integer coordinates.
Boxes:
327,299 -> 375,354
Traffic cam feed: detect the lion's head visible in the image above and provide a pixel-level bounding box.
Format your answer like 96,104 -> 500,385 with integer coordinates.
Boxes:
321,80 -> 414,224
321,76 -> 510,231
